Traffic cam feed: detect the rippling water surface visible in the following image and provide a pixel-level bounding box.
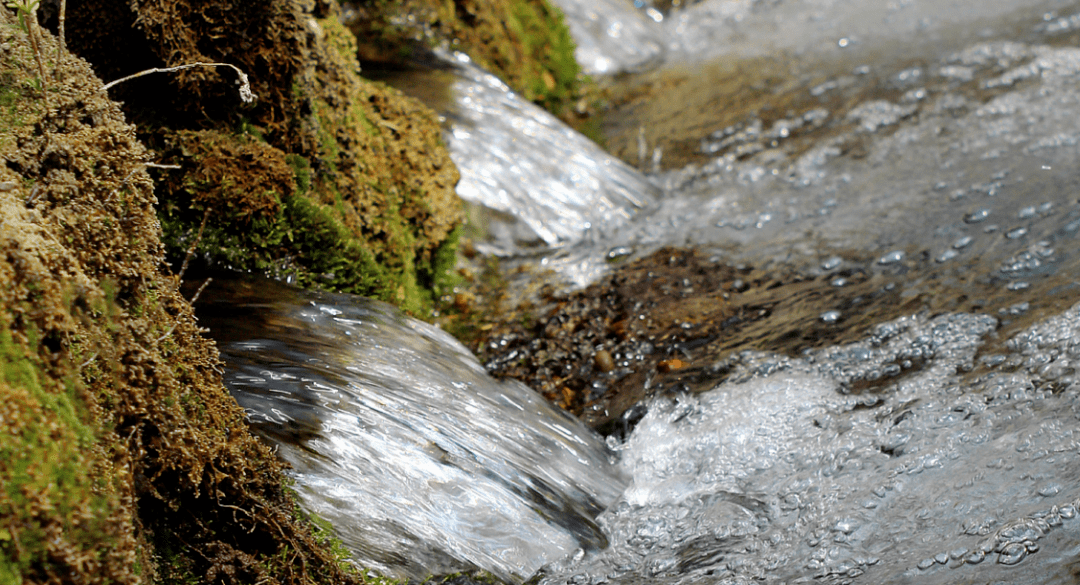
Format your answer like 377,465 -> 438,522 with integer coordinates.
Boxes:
205,0 -> 1080,583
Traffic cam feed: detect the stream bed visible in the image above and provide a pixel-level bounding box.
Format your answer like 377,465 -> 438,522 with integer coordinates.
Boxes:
201,0 -> 1080,583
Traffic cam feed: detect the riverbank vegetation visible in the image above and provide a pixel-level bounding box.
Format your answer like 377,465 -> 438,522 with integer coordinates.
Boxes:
0,0 -> 586,582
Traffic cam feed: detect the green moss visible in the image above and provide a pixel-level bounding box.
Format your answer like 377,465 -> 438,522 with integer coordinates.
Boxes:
0,313 -> 119,583
152,533 -> 202,585
422,224 -> 464,299
347,0 -> 585,117
286,153 -> 312,194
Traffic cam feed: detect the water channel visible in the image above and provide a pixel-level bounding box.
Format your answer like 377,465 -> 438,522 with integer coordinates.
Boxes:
200,1 -> 1080,583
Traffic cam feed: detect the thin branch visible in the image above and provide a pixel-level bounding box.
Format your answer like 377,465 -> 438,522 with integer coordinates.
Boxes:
101,62 -> 257,103
55,0 -> 64,77
188,277 -> 212,306
153,276 -> 211,346
23,3 -> 49,107
143,162 -> 181,169
78,352 -> 98,370
177,208 -> 211,283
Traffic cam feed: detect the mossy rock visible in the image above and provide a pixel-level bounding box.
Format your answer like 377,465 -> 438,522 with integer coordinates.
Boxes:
0,12 -> 375,585
346,0 -> 583,116
64,0 -> 463,317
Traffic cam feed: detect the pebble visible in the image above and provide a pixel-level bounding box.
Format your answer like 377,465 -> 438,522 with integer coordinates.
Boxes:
595,350 -> 615,372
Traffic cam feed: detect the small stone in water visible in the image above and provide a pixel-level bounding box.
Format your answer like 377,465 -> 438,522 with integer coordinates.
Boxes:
595,350 -> 615,372
657,358 -> 686,373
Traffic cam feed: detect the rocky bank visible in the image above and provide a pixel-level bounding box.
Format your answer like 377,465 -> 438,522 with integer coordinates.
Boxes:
0,0 -> 580,583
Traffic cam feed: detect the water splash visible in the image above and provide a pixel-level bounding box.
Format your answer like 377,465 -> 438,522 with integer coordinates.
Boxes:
543,309 -> 1080,584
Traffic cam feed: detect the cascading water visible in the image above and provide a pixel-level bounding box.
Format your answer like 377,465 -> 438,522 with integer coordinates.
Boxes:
199,281 -> 625,582
202,0 -> 1080,583
443,52 -> 659,252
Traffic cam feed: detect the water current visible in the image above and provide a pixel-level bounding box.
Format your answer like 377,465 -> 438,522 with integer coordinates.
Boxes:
205,0 -> 1080,583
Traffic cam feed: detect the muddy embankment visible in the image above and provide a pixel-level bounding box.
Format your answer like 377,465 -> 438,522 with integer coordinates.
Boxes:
0,0 -> 581,583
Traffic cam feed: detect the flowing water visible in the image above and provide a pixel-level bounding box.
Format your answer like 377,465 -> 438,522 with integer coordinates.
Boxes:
199,281 -> 625,582
204,0 -> 1080,583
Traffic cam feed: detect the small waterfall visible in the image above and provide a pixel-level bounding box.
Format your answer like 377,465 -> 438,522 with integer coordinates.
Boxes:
200,280 -> 626,582
444,52 -> 660,251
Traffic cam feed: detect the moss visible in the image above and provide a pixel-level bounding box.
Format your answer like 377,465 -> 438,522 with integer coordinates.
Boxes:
424,224 -> 465,300
1,13 -> 381,585
65,0 -> 463,319
0,315 -> 127,584
347,0 -> 585,117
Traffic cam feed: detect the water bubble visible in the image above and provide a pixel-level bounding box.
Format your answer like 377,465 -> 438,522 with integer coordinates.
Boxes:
936,249 -> 959,263
953,236 -> 974,249
1006,227 -> 1028,239
878,250 -> 905,265
834,519 -> 858,534
1018,206 -> 1037,219
902,88 -> 927,102
964,208 -> 991,223
820,310 -> 842,323
821,256 -> 843,270
997,542 -> 1027,565
965,550 -> 986,565
1006,281 -> 1031,291
1038,484 -> 1063,497
999,302 -> 1030,316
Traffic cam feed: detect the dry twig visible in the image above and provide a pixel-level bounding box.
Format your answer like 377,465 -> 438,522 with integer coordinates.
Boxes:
101,62 -> 257,103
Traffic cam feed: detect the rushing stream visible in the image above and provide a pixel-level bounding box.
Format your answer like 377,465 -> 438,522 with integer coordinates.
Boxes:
203,0 -> 1080,583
